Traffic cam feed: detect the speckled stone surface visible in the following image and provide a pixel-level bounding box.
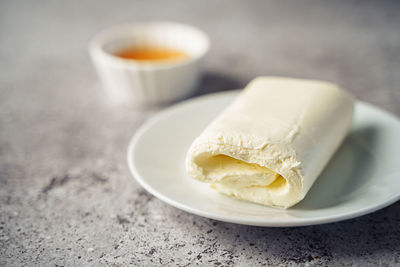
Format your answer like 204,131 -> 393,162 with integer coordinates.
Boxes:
1,0 -> 400,266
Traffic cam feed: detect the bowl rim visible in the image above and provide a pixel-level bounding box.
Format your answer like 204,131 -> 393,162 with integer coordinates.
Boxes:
88,21 -> 210,70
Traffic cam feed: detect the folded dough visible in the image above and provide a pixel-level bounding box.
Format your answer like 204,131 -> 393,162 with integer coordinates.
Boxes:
186,77 -> 354,208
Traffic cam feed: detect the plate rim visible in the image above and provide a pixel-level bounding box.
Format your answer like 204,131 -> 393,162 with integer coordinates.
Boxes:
127,90 -> 400,227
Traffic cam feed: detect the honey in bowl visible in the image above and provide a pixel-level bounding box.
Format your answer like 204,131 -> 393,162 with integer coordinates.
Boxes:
114,46 -> 189,63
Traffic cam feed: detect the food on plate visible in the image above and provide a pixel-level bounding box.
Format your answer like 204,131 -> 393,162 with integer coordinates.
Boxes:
186,77 -> 354,208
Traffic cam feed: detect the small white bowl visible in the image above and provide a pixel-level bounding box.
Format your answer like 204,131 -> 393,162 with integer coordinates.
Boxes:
89,22 -> 210,106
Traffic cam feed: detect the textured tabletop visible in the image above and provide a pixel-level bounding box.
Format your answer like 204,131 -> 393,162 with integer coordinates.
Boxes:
1,0 -> 400,266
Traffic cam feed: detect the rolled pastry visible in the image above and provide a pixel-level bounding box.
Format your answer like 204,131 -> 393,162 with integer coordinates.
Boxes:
186,77 -> 354,208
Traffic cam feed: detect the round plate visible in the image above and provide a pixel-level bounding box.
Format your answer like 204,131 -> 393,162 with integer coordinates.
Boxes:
127,90 -> 400,227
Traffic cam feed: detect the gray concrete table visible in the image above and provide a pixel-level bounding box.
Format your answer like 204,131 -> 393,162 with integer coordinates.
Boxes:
1,0 -> 400,266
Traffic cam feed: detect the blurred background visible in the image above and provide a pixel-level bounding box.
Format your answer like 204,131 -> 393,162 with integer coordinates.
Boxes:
1,0 -> 399,266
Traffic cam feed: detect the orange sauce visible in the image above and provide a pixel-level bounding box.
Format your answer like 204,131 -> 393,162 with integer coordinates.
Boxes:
114,46 -> 189,62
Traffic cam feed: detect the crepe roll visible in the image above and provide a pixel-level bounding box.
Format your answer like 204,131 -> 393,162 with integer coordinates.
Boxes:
186,77 -> 354,208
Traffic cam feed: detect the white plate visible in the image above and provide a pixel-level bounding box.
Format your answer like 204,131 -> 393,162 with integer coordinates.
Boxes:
127,90 -> 400,227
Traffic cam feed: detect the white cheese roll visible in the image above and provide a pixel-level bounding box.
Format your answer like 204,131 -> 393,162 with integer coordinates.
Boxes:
186,77 -> 354,208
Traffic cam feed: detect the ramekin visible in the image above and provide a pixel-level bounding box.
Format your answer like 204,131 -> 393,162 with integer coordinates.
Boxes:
89,22 -> 209,106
